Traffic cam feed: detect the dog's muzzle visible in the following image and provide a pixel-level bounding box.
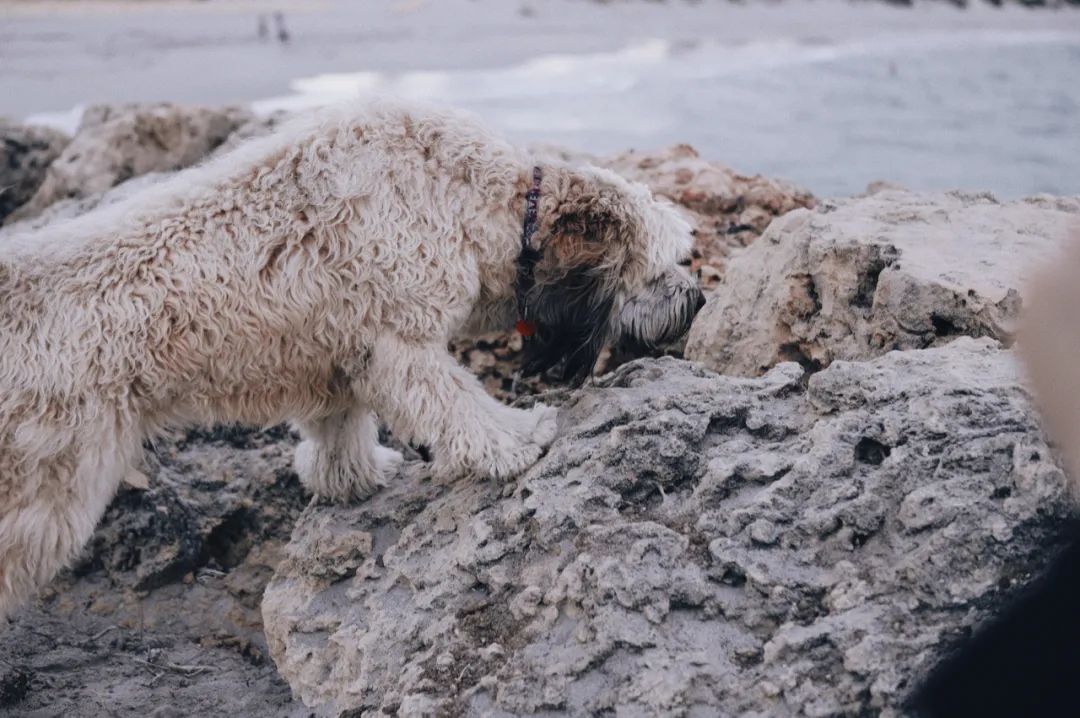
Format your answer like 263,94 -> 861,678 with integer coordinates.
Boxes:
617,269 -> 705,349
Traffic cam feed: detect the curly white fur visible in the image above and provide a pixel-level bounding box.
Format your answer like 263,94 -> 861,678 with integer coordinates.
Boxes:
0,98 -> 697,620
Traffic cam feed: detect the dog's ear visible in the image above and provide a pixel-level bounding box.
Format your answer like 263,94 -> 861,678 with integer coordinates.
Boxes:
520,199 -> 628,384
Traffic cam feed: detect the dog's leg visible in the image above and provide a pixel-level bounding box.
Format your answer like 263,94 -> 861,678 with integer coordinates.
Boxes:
0,434 -> 132,621
360,337 -> 558,481
293,405 -> 404,502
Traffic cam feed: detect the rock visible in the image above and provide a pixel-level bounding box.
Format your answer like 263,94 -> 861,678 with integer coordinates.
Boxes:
0,424 -> 309,716
0,664 -> 32,708
862,180 -> 908,196
0,122 -> 70,223
602,145 -> 814,260
85,424 -> 306,593
210,110 -> 293,158
6,103 -> 253,223
0,172 -> 170,238
263,338 -> 1073,716
686,190 -> 1080,377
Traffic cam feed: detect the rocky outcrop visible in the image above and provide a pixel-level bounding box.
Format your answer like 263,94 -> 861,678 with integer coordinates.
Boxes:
4,99 -> 1077,717
5,103 -> 252,224
0,425 -> 309,717
0,122 -> 70,223
601,144 -> 815,285
210,111 -> 293,158
685,190 -> 1080,377
263,338 -> 1073,716
0,171 -> 170,238
0,109 -> 284,237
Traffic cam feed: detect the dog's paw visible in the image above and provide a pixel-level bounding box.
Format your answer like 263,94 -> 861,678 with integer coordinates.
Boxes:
444,433 -> 551,483
487,440 -> 546,481
430,406 -> 558,483
294,440 -> 403,503
373,445 -> 406,481
434,441 -> 544,484
434,436 -> 544,481
527,403 -> 559,450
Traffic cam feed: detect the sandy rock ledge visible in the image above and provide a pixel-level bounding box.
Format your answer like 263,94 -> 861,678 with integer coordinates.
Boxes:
601,144 -> 815,280
0,122 -> 70,223
685,190 -> 1080,376
263,338 -> 1073,717
0,426 -> 310,717
5,103 -> 252,224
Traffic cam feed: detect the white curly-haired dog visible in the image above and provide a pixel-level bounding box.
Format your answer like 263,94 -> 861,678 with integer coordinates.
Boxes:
0,99 -> 702,620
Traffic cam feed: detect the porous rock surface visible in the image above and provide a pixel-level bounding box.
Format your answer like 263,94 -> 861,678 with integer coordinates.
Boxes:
263,338 -> 1074,717
0,122 -> 70,223
601,144 -> 815,282
6,103 -> 252,223
0,426 -> 312,717
685,190 -> 1080,376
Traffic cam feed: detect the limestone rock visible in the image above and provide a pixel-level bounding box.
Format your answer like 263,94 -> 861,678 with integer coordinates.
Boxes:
263,338 -> 1072,716
7,103 -> 252,223
87,425 -> 305,593
686,190 -> 1080,376
0,172 -> 170,238
0,122 -> 70,223
0,425 -> 309,717
602,144 -> 815,269
210,111 -> 293,158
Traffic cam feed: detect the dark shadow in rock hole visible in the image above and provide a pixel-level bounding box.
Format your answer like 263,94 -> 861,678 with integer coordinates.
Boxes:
853,258 -> 888,309
854,437 -> 891,465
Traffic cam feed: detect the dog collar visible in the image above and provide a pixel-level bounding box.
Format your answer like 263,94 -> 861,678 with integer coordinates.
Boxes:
515,166 -> 543,337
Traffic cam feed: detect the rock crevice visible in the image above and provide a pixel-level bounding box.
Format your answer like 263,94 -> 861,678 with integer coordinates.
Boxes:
685,190 -> 1080,377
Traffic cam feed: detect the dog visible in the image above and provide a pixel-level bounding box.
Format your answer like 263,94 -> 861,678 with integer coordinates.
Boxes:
0,98 -> 703,620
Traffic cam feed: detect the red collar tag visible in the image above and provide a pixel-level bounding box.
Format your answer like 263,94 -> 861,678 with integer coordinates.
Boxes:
515,319 -> 537,337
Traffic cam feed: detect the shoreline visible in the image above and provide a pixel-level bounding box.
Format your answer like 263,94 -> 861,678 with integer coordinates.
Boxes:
5,0 -> 1080,119
4,0 -> 1079,198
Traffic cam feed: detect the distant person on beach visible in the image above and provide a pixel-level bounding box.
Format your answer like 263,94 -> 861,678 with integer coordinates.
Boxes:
275,12 -> 290,44
257,13 -> 290,44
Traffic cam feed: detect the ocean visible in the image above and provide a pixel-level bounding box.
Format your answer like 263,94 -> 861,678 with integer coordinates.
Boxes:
5,0 -> 1079,198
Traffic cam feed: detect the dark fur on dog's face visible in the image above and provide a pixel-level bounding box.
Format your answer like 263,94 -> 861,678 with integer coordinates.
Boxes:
521,166 -> 704,383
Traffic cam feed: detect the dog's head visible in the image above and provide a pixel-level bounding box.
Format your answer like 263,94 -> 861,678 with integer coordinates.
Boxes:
521,165 -> 704,383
